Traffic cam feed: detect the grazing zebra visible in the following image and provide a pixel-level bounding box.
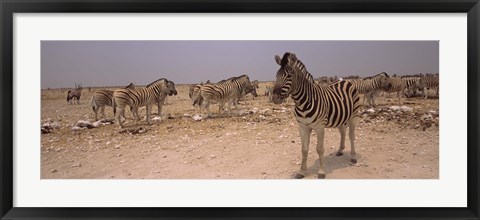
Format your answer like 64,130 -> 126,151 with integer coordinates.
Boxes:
272,52 -> 361,179
199,74 -> 253,117
91,82 -> 135,121
67,84 -> 82,105
371,76 -> 421,105
345,72 -> 391,107
112,78 -> 176,128
249,80 -> 259,100
406,74 -> 439,99
232,79 -> 259,106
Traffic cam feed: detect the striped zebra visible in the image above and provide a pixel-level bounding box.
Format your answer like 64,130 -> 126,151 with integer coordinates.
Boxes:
67,83 -> 82,105
91,82 -> 135,121
233,79 -> 258,106
112,78 -> 177,128
199,74 -> 253,117
272,52 -> 361,179
154,80 -> 178,117
248,80 -> 259,100
371,76 -> 421,105
189,81 -> 211,112
406,74 -> 439,99
345,72 -> 391,107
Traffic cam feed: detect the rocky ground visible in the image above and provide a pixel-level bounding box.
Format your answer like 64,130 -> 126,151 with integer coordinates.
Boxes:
41,83 -> 439,179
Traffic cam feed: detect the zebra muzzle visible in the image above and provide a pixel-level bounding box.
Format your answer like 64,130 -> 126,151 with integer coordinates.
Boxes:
272,94 -> 285,104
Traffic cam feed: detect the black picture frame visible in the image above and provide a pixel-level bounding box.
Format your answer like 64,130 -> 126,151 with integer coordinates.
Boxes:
1,0 -> 479,219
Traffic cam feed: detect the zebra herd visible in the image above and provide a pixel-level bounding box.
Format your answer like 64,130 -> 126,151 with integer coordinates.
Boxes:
63,51 -> 438,179
189,75 -> 259,117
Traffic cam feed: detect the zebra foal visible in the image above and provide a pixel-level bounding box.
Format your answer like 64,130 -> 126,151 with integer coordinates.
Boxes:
272,52 -> 361,179
112,78 -> 177,128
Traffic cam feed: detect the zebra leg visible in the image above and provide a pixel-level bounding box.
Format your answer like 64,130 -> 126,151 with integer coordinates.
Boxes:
92,101 -> 99,121
348,121 -> 357,164
226,100 -> 232,115
314,127 -> 327,179
336,125 -> 346,157
218,101 -> 224,114
146,104 -> 152,124
101,106 -> 106,120
294,124 -> 312,179
204,99 -> 212,118
115,106 -> 125,128
133,107 -> 140,122
157,100 -> 163,116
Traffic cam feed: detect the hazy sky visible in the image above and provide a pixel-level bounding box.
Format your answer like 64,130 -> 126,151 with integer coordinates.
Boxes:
41,41 -> 438,89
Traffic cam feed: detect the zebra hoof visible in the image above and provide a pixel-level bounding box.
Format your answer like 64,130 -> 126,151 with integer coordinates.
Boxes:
335,152 -> 343,156
318,173 -> 326,179
351,158 -> 357,164
293,173 -> 305,179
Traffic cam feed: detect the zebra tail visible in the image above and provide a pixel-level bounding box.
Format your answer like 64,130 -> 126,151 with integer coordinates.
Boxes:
112,97 -> 116,115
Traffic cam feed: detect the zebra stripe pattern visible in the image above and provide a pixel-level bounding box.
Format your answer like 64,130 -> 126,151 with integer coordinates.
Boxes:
417,74 -> 439,99
234,79 -> 259,106
113,78 -> 177,127
374,76 -> 420,104
91,83 -> 135,121
345,72 -> 391,107
199,74 -> 253,117
272,52 -> 361,179
154,80 -> 178,117
189,81 -> 211,112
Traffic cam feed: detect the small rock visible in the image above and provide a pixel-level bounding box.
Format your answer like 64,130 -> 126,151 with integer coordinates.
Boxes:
192,114 -> 203,121
71,163 -> 82,168
210,155 -> 216,158
51,169 -> 58,173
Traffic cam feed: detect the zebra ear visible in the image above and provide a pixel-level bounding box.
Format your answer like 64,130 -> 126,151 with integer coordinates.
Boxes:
275,55 -> 282,65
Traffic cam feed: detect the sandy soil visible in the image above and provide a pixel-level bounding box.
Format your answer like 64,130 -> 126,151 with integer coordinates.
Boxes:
41,83 -> 439,179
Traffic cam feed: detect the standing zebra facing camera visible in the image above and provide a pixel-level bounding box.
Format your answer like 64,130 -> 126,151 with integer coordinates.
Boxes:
91,82 -> 135,121
272,52 -> 361,179
199,74 -> 254,118
112,78 -> 177,128
67,83 -> 82,105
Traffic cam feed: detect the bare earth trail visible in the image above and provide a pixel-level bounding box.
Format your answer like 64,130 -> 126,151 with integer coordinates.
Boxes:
41,83 -> 439,179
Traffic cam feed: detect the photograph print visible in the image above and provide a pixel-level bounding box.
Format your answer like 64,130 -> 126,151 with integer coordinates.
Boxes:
41,40 -> 439,179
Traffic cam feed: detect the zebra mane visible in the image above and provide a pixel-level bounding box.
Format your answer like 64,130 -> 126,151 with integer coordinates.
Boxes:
146,78 -> 168,88
364,72 -> 389,80
281,52 -> 314,83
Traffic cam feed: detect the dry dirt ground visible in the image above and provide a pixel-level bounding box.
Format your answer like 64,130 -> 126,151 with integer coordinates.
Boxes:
41,83 -> 439,179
